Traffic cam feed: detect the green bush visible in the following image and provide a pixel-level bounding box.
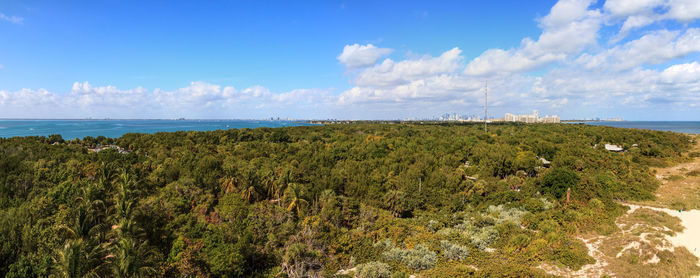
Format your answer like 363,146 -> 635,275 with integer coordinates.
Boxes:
383,244 -> 437,270
440,240 -> 470,261
355,261 -> 391,278
541,168 -> 580,199
488,205 -> 527,226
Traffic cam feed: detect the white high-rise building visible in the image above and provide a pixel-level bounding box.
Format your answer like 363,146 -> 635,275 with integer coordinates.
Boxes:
504,110 -> 559,123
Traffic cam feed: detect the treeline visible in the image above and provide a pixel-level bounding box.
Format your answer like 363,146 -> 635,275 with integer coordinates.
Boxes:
0,123 -> 692,277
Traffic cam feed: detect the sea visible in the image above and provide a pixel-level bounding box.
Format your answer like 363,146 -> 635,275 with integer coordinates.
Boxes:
1,120 -> 699,139
575,121 -> 700,134
0,119 -> 316,139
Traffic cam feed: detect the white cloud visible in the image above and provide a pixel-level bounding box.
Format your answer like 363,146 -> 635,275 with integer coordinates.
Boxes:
465,0 -> 602,76
604,0 -> 700,40
660,62 -> 700,83
0,13 -> 23,24
355,47 -> 463,87
604,0 -> 663,38
604,0 -> 664,17
667,0 -> 700,22
337,44 -> 393,68
0,82 -> 333,119
540,0 -> 597,28
71,81 -> 149,107
576,28 -> 700,71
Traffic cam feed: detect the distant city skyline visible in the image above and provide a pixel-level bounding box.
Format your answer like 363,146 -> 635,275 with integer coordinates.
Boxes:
1,0 -> 699,120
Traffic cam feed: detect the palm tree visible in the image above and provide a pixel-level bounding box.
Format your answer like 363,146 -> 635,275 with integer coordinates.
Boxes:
52,239 -> 108,278
382,190 -> 407,217
111,237 -> 159,278
96,162 -> 116,189
241,185 -> 259,203
52,182 -> 113,278
262,174 -> 279,200
219,176 -> 237,194
105,171 -> 160,278
58,189 -> 109,243
283,183 -> 309,219
111,172 -> 143,238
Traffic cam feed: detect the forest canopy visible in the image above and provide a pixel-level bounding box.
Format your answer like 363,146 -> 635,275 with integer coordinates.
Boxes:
0,122 -> 693,277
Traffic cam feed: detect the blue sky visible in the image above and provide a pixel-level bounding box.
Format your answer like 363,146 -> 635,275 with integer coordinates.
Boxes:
1,0 -> 700,120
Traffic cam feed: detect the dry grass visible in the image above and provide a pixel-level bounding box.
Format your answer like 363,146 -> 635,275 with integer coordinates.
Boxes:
635,135 -> 700,211
580,208 -> 699,278
540,207 -> 700,278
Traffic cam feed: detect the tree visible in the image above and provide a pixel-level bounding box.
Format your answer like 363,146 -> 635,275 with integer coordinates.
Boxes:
52,239 -> 108,278
111,237 -> 159,278
382,190 -> 412,218
541,168 -> 580,199
283,183 -> 309,219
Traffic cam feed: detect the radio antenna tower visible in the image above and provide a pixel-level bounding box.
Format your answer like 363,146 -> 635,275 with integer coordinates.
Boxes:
484,81 -> 488,133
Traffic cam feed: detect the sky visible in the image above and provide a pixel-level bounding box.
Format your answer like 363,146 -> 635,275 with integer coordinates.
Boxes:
1,0 -> 699,120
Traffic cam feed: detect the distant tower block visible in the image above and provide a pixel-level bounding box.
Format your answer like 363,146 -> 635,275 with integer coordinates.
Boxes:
484,81 -> 488,133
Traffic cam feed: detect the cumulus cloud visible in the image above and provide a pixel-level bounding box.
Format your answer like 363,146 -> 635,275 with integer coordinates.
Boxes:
667,0 -> 700,22
465,0 -> 602,76
0,13 -> 23,24
660,62 -> 700,83
603,0 -> 665,17
604,0 -> 700,40
337,44 -> 393,68
0,82 -> 333,119
576,28 -> 700,71
354,47 -> 463,87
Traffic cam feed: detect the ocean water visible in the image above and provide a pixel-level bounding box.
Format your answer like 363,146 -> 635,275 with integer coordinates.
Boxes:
580,121 -> 700,134
0,119 -> 316,139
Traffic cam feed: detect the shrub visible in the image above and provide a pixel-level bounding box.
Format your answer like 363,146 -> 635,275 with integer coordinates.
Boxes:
374,238 -> 395,250
390,271 -> 409,278
488,205 -> 527,226
427,220 -> 443,231
440,240 -> 470,261
383,244 -> 437,270
541,168 -> 580,199
540,198 -> 554,210
355,261 -> 391,278
467,226 -> 499,250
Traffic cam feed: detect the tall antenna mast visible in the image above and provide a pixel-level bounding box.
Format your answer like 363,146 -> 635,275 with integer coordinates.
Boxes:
484,81 -> 488,133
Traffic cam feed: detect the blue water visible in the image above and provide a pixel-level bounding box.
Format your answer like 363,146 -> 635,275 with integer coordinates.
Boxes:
579,121 -> 700,134
0,119 -> 315,139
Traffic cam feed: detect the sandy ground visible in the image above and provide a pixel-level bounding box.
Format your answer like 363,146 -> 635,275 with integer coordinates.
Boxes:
625,203 -> 700,261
